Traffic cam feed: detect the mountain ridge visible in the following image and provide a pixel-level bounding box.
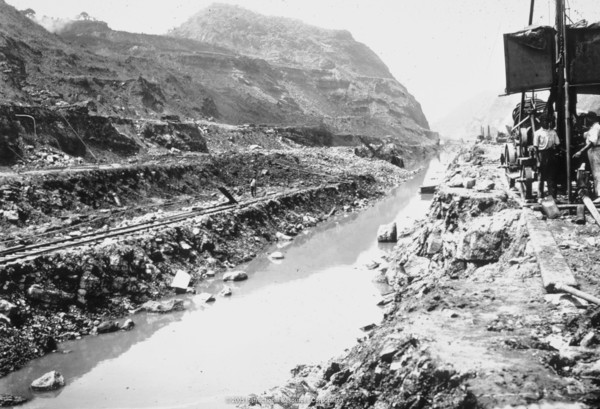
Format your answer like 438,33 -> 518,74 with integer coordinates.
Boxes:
1,0 -> 436,146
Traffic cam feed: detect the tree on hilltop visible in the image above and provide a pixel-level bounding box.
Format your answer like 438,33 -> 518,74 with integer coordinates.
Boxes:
19,8 -> 36,18
77,12 -> 95,21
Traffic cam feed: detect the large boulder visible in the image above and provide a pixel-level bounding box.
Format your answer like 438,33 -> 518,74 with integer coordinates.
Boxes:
219,285 -> 232,297
137,299 -> 185,314
31,371 -> 65,391
27,285 -> 75,305
197,292 -> 215,303
400,254 -> 430,278
120,319 -> 135,331
270,251 -> 284,260
377,222 -> 397,243
447,175 -> 463,188
170,269 -> 191,293
456,210 -> 520,262
0,299 -> 17,320
79,270 -> 101,296
223,271 -> 248,282
97,321 -> 120,334
475,179 -> 495,191
426,232 -> 443,255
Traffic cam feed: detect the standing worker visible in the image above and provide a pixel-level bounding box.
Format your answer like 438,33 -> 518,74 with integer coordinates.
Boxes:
250,177 -> 257,197
531,114 -> 560,201
573,113 -> 600,202
573,113 -> 600,159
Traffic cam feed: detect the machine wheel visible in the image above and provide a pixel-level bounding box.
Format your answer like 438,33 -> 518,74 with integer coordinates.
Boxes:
504,143 -> 517,166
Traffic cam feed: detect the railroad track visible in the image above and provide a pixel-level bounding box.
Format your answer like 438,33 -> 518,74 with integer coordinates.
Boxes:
0,192 -> 217,249
0,187 -> 313,267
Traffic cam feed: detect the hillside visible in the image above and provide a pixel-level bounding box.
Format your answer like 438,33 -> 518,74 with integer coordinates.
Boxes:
167,3 -> 434,143
0,1 -> 436,149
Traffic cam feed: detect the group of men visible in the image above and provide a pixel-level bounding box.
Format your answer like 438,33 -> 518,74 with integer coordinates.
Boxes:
529,112 -> 600,201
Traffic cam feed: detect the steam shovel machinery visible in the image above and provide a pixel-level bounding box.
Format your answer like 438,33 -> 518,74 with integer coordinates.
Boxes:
503,98 -> 547,201
502,0 -> 600,205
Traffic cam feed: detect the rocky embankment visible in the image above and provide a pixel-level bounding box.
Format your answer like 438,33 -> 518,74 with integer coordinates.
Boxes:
244,144 -> 600,409
0,139 -> 424,402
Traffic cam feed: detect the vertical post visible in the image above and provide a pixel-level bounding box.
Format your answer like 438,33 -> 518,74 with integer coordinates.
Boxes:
519,0 -> 535,131
555,0 -> 570,202
555,0 -> 572,202
562,2 -> 572,202
529,0 -> 535,25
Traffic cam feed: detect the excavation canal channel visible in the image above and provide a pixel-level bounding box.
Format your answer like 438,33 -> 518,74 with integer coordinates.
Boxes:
0,156 -> 445,409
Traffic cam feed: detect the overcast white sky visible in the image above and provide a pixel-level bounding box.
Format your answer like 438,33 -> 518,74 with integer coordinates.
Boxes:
5,0 -> 600,125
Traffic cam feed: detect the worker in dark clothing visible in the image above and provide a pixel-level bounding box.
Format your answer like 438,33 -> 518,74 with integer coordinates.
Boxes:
531,115 -> 560,200
250,177 -> 257,197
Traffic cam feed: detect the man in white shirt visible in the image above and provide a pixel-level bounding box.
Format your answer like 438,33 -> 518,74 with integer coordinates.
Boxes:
573,115 -> 600,158
574,113 -> 600,200
532,115 -> 560,200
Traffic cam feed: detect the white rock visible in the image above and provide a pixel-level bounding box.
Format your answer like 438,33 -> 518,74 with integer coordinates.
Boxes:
270,251 -> 284,259
170,270 -> 191,291
219,286 -> 232,297
400,254 -> 430,278
275,232 -> 293,241
137,299 -> 185,314
475,179 -> 495,191
31,370 -> 65,391
223,271 -> 248,282
303,215 -> 318,226
198,292 -> 215,303
0,299 -> 17,317
120,319 -> 135,331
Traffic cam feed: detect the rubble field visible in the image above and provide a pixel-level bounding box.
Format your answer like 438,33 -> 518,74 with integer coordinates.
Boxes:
242,144 -> 600,409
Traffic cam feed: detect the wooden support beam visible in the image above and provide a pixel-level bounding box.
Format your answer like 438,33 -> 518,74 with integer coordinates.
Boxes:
525,209 -> 577,291
555,283 -> 600,305
218,186 -> 238,204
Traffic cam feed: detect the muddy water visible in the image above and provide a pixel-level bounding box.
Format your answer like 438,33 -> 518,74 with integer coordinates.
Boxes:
0,158 -> 443,409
